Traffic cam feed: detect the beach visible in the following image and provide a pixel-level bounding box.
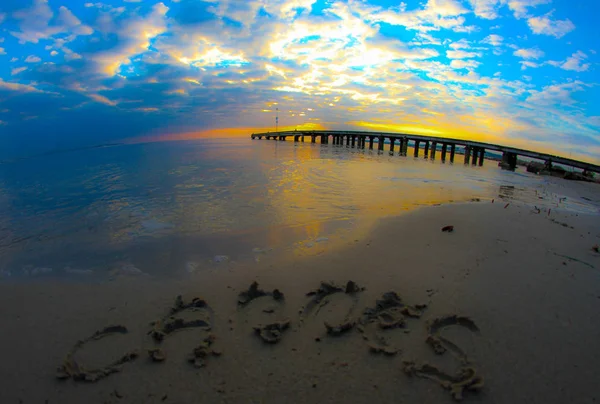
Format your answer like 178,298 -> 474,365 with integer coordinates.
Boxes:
2,183 -> 600,404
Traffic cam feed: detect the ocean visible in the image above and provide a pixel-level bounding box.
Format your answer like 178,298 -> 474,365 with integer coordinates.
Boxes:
0,137 -> 597,279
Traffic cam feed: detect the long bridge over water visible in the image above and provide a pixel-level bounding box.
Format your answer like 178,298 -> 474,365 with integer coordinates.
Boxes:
251,130 -> 600,173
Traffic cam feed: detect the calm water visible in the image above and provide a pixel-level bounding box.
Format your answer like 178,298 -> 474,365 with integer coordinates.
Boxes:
0,137 -> 597,279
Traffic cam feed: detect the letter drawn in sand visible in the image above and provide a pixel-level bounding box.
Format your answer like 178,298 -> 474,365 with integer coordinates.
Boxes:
301,281 -> 364,337
359,291 -> 427,355
238,282 -> 290,343
56,325 -> 139,382
148,295 -> 220,367
404,314 -> 484,401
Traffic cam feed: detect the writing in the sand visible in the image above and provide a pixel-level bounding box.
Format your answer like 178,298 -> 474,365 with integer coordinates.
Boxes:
56,281 -> 483,401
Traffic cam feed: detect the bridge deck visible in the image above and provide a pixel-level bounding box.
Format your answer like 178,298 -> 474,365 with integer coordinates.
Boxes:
251,130 -> 600,173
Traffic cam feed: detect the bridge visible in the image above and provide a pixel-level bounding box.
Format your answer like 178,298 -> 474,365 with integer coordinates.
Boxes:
250,130 -> 600,173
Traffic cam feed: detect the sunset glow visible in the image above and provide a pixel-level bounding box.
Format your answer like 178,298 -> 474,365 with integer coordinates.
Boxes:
0,0 -> 598,162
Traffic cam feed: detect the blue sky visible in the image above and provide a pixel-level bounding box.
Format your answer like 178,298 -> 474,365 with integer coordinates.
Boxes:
0,0 -> 598,162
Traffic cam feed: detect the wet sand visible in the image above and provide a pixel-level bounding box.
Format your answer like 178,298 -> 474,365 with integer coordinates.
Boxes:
1,193 -> 600,403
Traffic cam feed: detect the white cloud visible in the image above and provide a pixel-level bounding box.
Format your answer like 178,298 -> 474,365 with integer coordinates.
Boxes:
526,81 -> 585,105
413,32 -> 442,45
25,55 -> 42,63
519,60 -> 540,69
0,79 -> 42,93
449,39 -> 471,49
507,0 -> 551,19
513,47 -> 544,59
0,47 -> 6,55
10,57 -> 18,62
481,34 -> 503,46
527,13 -> 575,38
11,67 -> 27,76
92,2 -> 169,75
450,59 -> 481,69
50,50 -> 58,56
371,0 -> 472,33
0,13 -> 5,25
447,50 -> 481,59
10,0 -> 93,44
549,51 -> 590,72
468,0 -> 502,19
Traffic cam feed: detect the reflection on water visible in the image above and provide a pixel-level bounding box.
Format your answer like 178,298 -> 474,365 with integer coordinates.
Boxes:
0,138 -> 597,278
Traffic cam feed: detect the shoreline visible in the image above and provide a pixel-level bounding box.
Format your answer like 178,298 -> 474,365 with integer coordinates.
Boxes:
1,198 -> 600,403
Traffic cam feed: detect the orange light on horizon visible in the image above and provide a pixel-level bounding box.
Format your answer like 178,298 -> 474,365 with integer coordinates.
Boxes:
128,122 -> 327,144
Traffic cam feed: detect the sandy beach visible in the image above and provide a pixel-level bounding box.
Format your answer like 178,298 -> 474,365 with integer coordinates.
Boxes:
1,181 -> 600,404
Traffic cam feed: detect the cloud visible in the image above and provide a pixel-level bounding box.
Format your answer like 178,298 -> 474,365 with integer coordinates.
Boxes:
519,60 -> 540,70
447,50 -> 481,59
513,47 -> 544,59
92,2 -> 169,75
10,0 -> 93,44
449,39 -> 471,49
0,47 -> 5,56
506,0 -> 551,19
25,55 -> 42,63
527,13 -> 575,38
0,12 -> 6,25
0,79 -> 43,93
548,51 -> 590,72
526,81 -> 585,106
481,34 -> 503,46
11,67 -> 27,76
88,93 -> 117,106
370,0 -> 473,33
468,0 -> 502,19
0,0 -> 598,164
450,59 -> 481,69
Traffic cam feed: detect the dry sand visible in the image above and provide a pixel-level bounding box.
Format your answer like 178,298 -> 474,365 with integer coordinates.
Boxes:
1,185 -> 600,404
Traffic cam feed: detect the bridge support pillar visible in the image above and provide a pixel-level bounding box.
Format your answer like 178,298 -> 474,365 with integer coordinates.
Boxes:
478,148 -> 485,166
402,137 -> 408,155
311,135 -> 316,143
441,143 -> 448,163
378,136 -> 384,152
464,146 -> 471,164
424,141 -> 430,158
350,136 -> 355,148
389,138 -> 395,154
369,136 -> 374,150
431,142 -> 437,159
472,148 -> 478,165
499,151 -> 517,171
359,136 -> 366,149
294,135 -> 300,142
450,144 -> 456,163
414,141 -> 420,157
301,135 -> 305,142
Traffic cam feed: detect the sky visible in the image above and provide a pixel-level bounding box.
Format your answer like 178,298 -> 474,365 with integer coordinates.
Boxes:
0,0 -> 599,162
